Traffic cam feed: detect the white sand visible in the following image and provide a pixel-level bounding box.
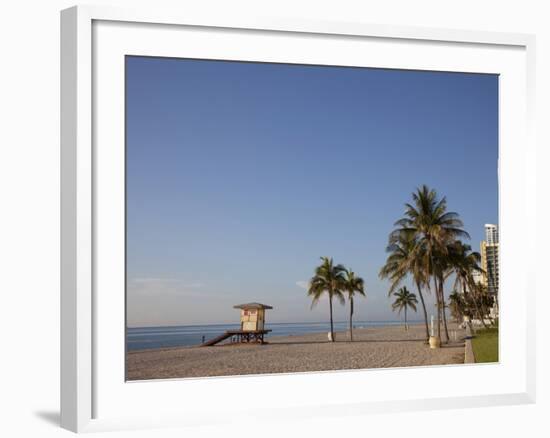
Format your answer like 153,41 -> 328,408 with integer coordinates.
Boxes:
126,323 -> 466,380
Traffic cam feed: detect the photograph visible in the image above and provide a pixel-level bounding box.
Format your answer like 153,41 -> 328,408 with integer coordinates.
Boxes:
125,56 -> 499,381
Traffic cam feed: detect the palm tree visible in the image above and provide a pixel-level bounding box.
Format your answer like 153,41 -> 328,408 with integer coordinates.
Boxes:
307,257 -> 346,342
471,283 -> 496,326
391,287 -> 418,330
448,290 -> 466,323
342,268 -> 366,341
448,240 -> 488,328
391,185 -> 469,343
379,230 -> 430,342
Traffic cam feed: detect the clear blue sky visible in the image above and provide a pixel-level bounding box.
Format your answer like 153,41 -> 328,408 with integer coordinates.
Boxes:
126,56 -> 498,327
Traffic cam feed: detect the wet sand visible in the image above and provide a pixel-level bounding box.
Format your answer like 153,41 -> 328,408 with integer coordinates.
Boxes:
126,323 -> 466,380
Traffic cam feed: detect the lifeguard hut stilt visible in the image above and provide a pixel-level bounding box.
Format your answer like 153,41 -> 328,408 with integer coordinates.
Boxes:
201,302 -> 273,346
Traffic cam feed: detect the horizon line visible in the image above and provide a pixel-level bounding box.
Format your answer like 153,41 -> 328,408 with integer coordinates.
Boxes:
127,319 -> 427,329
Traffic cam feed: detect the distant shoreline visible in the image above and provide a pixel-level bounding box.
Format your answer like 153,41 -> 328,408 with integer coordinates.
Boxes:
127,320 -> 425,330
126,320 -> 425,352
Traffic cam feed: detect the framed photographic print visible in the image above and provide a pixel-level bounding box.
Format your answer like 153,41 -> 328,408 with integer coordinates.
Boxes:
61,5 -> 536,433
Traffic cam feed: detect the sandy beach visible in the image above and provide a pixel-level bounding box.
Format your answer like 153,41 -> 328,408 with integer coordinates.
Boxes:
127,323 -> 466,380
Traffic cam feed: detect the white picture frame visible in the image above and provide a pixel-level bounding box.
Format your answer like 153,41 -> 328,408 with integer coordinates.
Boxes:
61,4 -> 536,433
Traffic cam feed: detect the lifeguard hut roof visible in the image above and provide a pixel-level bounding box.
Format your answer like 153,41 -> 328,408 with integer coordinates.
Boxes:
233,302 -> 273,310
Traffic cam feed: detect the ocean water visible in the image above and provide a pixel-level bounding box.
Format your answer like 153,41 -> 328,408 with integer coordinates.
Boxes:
126,320 -> 415,351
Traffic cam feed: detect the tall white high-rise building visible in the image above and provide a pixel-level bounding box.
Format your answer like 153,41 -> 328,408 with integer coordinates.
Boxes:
481,224 -> 499,302
485,223 -> 499,245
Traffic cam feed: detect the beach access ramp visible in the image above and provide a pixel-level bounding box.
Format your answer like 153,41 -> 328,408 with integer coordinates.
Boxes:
201,329 -> 271,346
201,331 -> 233,346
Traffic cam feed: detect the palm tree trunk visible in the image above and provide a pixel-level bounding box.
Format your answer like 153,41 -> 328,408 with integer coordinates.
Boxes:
479,294 -> 491,327
462,284 -> 474,333
439,276 -> 450,343
405,306 -> 408,330
470,283 -> 488,328
329,294 -> 335,342
478,300 -> 489,328
441,291 -> 450,343
416,282 -> 430,342
432,274 -> 441,341
349,297 -> 354,342
429,253 -> 441,342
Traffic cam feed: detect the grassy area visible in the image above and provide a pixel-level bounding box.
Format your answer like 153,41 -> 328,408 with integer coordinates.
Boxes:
471,327 -> 499,363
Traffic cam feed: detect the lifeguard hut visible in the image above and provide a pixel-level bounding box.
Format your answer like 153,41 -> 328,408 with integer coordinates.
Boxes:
234,302 -> 272,332
201,302 -> 273,346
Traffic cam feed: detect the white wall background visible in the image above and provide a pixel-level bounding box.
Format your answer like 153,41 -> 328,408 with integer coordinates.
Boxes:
0,1 -> 547,436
